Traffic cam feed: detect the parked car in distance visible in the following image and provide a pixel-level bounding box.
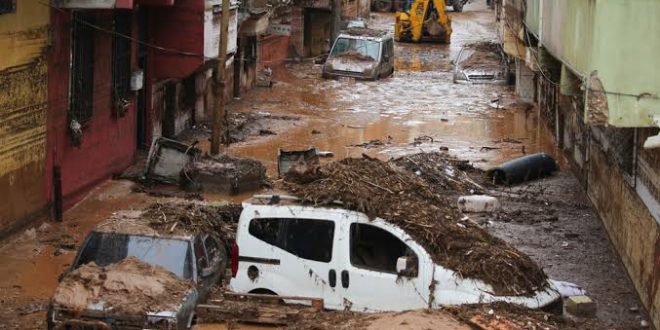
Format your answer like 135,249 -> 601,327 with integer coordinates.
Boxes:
47,210 -> 227,330
453,42 -> 511,85
322,28 -> 395,80
229,195 -> 572,312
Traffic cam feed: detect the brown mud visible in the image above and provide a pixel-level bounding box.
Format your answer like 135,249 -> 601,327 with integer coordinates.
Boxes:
53,256 -> 192,315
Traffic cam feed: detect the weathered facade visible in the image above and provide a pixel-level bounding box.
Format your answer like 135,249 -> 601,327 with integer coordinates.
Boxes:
0,0 -> 50,236
290,0 -> 369,58
508,1 -> 660,328
44,0 -> 240,216
47,7 -> 140,211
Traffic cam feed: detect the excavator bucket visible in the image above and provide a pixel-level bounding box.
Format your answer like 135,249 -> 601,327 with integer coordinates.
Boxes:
394,0 -> 452,43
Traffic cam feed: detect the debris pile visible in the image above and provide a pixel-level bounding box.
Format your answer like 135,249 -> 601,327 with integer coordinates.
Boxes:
391,152 -> 487,194
459,41 -> 505,70
447,302 -> 601,330
52,257 -> 192,315
182,154 -> 267,194
283,156 -> 548,296
143,202 -> 242,246
144,137 -> 268,195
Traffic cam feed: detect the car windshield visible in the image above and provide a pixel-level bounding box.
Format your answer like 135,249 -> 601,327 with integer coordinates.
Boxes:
74,232 -> 193,279
330,38 -> 380,61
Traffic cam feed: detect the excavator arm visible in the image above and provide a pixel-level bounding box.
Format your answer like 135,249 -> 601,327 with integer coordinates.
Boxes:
394,0 -> 452,43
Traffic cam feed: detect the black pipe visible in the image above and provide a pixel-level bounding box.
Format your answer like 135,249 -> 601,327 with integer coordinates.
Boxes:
53,165 -> 63,222
488,153 -> 558,185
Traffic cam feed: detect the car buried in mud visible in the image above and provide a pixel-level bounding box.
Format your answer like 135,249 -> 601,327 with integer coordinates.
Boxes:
229,195 -> 583,312
322,28 -> 394,80
453,42 -> 511,85
47,211 -> 227,329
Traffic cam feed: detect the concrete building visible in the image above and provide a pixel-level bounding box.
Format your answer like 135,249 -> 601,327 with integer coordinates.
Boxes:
502,1 -> 660,328
0,0 -> 50,236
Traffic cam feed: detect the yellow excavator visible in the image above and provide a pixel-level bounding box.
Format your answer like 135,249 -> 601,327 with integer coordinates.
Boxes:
394,0 -> 452,43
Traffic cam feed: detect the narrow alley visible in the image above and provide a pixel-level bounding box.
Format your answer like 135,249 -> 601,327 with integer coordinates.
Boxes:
0,1 -> 658,330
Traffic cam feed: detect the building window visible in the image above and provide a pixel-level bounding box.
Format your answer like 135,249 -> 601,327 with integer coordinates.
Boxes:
70,12 -> 96,126
112,11 -> 133,116
0,0 -> 16,15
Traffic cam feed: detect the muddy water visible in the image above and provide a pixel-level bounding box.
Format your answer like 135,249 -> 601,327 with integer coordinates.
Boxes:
224,3 -> 561,178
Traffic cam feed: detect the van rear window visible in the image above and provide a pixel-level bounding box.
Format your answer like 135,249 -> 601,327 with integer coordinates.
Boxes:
248,218 -> 335,263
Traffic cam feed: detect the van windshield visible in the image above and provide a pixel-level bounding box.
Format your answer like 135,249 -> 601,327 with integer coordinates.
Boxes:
331,38 -> 380,61
74,231 -> 193,279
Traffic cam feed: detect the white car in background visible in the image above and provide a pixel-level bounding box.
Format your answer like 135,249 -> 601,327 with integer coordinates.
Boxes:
229,195 -> 581,312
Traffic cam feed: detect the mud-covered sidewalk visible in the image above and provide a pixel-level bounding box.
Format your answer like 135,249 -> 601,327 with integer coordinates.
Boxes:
0,1 -> 649,329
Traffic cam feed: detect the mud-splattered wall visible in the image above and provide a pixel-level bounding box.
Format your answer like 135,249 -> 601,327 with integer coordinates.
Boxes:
0,1 -> 49,236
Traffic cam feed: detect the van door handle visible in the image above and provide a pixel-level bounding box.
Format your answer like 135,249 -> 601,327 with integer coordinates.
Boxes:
329,269 -> 336,288
341,270 -> 349,288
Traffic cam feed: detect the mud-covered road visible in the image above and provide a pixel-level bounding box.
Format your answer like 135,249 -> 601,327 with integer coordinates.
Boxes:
0,1 -> 649,329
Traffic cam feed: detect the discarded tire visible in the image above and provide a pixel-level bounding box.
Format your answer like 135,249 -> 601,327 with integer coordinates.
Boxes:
488,153 -> 558,185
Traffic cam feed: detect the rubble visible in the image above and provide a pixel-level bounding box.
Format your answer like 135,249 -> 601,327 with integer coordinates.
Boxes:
182,154 -> 268,195
52,256 -> 193,315
278,147 -> 320,178
391,152 -> 487,195
142,202 -> 243,247
446,302 -> 603,330
282,155 -> 548,296
348,137 -> 392,148
565,295 -> 597,318
144,137 -> 268,195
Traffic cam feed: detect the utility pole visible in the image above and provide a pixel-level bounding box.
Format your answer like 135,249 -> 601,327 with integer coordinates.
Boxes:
332,0 -> 342,41
211,0 -> 232,155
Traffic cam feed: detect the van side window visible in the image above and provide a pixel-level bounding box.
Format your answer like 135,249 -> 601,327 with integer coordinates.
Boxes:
249,218 -> 284,248
284,218 -> 334,263
350,223 -> 418,276
249,218 -> 335,263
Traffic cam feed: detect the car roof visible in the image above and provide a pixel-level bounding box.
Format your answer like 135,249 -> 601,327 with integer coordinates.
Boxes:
242,194 -> 371,222
94,210 -> 196,240
338,28 -> 391,41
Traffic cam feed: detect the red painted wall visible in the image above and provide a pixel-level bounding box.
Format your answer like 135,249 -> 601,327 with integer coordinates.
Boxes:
46,10 -> 138,210
150,0 -> 205,79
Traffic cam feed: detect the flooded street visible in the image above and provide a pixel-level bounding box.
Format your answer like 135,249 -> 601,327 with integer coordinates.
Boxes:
222,6 -> 559,177
0,2 -> 648,329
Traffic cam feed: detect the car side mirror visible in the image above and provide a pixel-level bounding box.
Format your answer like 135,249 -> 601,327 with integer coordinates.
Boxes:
396,256 -> 416,276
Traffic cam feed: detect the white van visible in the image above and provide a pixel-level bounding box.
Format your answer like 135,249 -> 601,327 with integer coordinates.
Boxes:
229,195 -> 569,312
